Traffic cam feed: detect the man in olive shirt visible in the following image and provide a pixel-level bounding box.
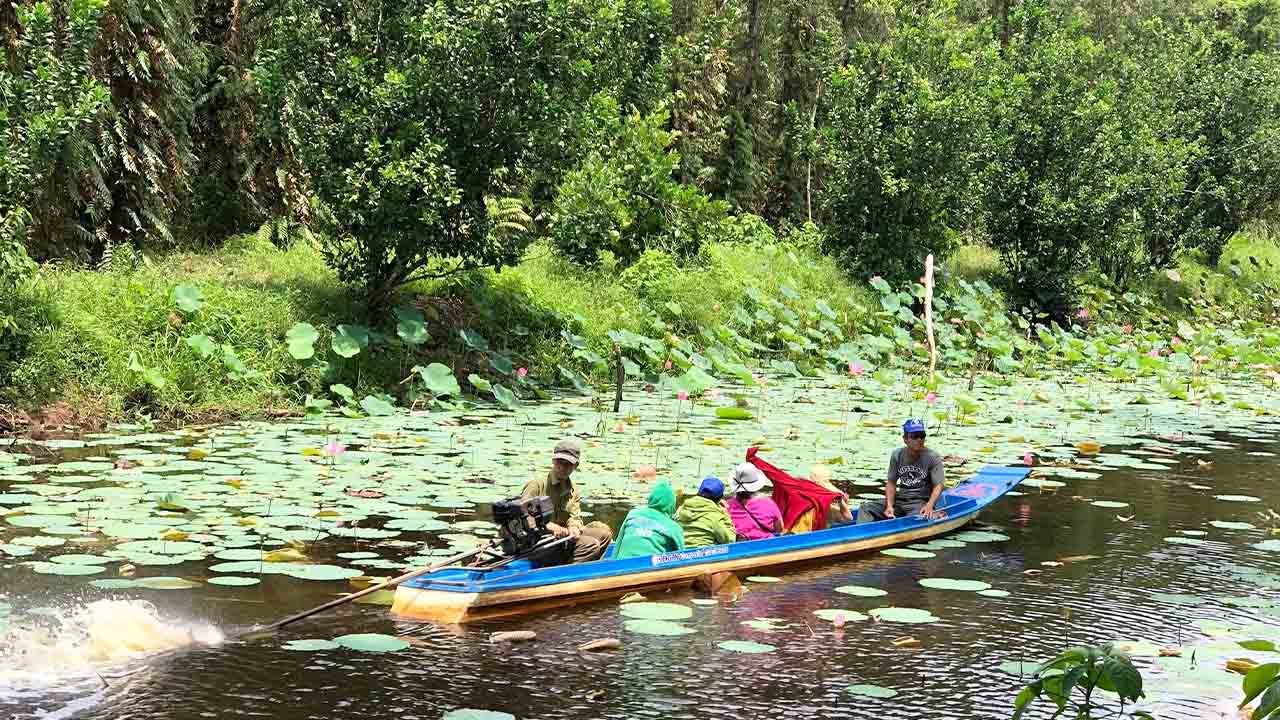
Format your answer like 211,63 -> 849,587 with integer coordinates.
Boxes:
857,419 -> 948,522
521,437 -> 614,563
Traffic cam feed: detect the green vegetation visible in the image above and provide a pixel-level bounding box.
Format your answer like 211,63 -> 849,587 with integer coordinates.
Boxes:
2,0 -> 1279,423
1013,644 -> 1146,720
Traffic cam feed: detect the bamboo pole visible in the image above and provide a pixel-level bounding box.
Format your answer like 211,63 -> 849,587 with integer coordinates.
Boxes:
925,254 -> 937,380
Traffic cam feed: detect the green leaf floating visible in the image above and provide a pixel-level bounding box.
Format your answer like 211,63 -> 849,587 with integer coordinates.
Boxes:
718,640 -> 776,653
1090,500 -> 1129,509
845,684 -> 899,699
623,619 -> 695,636
441,711 -> 515,720
283,639 -> 341,651
881,548 -> 934,559
869,607 -> 940,624
918,578 -> 992,592
207,576 -> 260,587
951,530 -> 1010,542
619,602 -> 692,621
28,562 -> 105,576
1253,540 -> 1280,552
1240,640 -> 1278,652
978,589 -> 1011,598
492,383 -> 517,410
334,633 -> 409,652
1215,495 -> 1261,502
135,577 -> 202,590
835,585 -> 887,597
715,407 -> 754,421
359,395 -> 396,416
746,575 -> 780,583
1210,520 -> 1256,530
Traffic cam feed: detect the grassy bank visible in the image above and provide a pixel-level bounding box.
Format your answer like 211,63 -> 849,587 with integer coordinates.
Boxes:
1,229 -> 1277,430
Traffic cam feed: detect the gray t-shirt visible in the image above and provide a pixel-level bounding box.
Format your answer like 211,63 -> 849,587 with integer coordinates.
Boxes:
887,447 -> 944,504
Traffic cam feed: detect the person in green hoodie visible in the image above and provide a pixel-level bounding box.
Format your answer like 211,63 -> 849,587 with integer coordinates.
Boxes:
612,480 -> 685,560
675,476 -> 736,549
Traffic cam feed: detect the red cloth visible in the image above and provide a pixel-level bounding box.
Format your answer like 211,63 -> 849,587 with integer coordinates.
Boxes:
746,447 -> 846,532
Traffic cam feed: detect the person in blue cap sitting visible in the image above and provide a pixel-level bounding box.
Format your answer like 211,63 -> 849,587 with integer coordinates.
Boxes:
674,476 -> 738,548
857,419 -> 947,522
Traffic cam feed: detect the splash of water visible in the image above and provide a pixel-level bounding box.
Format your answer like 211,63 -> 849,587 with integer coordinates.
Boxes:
0,599 -> 223,683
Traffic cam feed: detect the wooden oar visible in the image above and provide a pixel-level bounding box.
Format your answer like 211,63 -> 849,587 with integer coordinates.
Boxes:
241,539 -> 501,639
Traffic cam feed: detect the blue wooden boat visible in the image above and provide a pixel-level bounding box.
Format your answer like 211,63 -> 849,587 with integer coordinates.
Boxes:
391,465 -> 1028,623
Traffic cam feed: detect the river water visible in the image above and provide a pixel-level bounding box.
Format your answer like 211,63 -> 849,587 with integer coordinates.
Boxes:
1,376 -> 1278,720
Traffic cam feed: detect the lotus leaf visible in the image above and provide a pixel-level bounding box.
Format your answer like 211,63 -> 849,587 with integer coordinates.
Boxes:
89,579 -> 140,589
978,589 -> 1011,598
334,633 -> 410,652
441,711 -> 515,720
281,564 -> 363,581
1091,500 -> 1129,509
283,639 -> 341,651
417,363 -> 462,398
172,285 -> 204,313
208,576 -> 261,587
1210,521 -> 1256,530
1215,495 -> 1261,502
746,576 -> 780,583
869,607 -> 939,624
835,585 -> 887,597
918,578 -> 992,592
844,684 -> 899,699
951,531 -> 1010,542
620,602 -> 693,621
813,609 -> 867,622
880,548 -> 934,559
28,562 -> 106,575
718,640 -> 776,653
623,619 -> 695,636
1253,540 -> 1280,552
135,577 -> 202,589
715,407 -> 753,421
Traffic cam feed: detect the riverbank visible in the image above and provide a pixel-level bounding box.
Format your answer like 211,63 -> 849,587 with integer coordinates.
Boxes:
1,230 -> 1278,433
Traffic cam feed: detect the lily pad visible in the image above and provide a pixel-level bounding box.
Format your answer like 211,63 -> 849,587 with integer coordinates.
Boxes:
834,585 -> 887,597
1214,495 -> 1261,503
998,660 -> 1043,676
880,548 -> 935,559
283,639 -> 341,651
623,619 -> 696,636
1090,501 -> 1129,509
135,576 -> 202,590
978,589 -> 1011,598
952,530 -> 1010,542
28,562 -> 105,576
441,711 -> 515,720
619,602 -> 693,621
869,607 -> 940,624
334,633 -> 410,652
1164,536 -> 1206,546
1209,521 -> 1256,530
281,564 -> 364,581
207,576 -> 261,587
746,576 -> 780,583
718,640 -> 776,653
1252,540 -> 1280,552
918,578 -> 992,592
844,684 -> 899,699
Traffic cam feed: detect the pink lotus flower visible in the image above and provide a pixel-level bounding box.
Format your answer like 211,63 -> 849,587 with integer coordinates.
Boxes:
1122,324 -> 1134,334
832,610 -> 847,628
848,361 -> 865,377
706,388 -> 720,400
676,390 -> 689,401
1171,336 -> 1183,346
1015,399 -> 1025,407
517,367 -> 528,378
1023,452 -> 1034,466
925,392 -> 938,405
1076,308 -> 1090,319
323,440 -> 346,457
664,359 -> 673,371
1147,348 -> 1161,358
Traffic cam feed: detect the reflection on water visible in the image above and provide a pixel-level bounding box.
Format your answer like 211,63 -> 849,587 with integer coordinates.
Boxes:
1,431 -> 1278,719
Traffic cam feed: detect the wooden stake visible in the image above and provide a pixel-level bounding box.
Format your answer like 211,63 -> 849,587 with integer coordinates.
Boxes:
613,348 -> 624,413
924,254 -> 937,380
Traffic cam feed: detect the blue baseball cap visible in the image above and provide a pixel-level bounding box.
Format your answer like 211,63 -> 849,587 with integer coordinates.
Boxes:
903,418 -> 926,434
697,476 -> 725,500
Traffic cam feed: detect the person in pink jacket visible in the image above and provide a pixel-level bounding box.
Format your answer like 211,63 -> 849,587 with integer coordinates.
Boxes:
725,462 -> 783,540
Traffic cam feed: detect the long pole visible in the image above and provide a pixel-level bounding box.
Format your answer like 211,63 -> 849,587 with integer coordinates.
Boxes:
253,539 -> 500,635
924,254 -> 937,380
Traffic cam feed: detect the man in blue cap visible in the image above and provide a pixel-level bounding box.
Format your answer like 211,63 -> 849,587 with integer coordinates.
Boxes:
674,476 -> 737,548
857,419 -> 947,522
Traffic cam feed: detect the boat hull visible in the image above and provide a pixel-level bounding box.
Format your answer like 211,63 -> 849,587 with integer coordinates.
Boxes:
391,512 -> 975,623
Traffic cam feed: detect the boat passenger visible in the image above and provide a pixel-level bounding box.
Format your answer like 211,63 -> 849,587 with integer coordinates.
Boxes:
857,419 -> 947,522
788,464 -> 853,533
674,476 -> 737,549
521,437 -> 614,563
612,481 -> 685,560
726,463 -> 784,540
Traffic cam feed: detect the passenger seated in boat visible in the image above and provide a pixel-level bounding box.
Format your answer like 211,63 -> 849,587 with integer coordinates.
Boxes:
521,437 -> 614,563
726,463 -> 784,540
674,476 -> 736,549
857,419 -> 947,522
788,465 -> 853,533
612,481 -> 685,560
744,449 -> 848,534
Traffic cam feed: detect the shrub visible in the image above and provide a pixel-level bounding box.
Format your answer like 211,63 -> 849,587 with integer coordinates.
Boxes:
550,108 -> 732,267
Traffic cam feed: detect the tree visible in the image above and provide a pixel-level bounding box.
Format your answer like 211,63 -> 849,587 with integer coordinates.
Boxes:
254,0 -> 671,305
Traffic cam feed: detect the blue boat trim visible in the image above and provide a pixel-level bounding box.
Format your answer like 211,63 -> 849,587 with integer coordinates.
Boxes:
403,464 -> 1027,595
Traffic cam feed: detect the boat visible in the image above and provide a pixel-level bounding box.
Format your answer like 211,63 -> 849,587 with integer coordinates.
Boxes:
391,464 -> 1029,623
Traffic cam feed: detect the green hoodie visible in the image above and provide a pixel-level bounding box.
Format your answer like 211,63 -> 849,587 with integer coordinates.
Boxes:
674,494 -> 737,548
612,482 -> 685,560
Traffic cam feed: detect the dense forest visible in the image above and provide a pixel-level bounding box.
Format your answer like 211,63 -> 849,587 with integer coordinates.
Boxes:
2,0 -> 1278,322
